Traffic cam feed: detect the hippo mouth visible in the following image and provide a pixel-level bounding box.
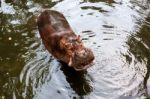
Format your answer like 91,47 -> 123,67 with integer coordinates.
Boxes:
73,60 -> 94,71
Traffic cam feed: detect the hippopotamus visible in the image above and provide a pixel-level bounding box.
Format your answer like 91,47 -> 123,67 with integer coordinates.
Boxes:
37,10 -> 94,71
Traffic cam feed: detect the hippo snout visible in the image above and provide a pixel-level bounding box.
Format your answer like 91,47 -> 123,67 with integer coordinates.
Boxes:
72,48 -> 94,71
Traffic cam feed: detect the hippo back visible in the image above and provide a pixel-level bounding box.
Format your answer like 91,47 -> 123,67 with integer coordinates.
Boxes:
37,10 -> 71,33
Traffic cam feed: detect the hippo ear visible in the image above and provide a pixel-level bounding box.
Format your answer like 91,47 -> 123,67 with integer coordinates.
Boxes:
77,35 -> 84,46
60,38 -> 73,50
77,35 -> 81,40
60,38 -> 66,49
60,38 -> 69,48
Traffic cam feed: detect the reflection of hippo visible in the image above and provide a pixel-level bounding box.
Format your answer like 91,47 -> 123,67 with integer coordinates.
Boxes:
37,10 -> 94,71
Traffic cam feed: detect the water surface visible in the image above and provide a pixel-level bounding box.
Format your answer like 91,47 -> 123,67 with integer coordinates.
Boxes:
0,0 -> 150,99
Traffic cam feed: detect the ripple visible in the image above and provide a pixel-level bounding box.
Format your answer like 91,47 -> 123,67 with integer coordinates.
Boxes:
1,0 -> 16,14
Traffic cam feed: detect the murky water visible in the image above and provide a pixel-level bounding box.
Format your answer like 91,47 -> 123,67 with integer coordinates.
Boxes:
0,0 -> 150,99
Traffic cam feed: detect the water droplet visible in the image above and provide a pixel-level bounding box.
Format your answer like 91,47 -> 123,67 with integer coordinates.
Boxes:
14,43 -> 19,46
2,96 -> 5,99
8,37 -> 12,40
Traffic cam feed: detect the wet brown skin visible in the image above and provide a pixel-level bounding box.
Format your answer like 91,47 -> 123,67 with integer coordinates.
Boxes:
37,10 -> 94,71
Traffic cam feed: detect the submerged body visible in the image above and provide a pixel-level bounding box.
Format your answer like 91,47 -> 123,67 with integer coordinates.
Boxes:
37,10 -> 94,71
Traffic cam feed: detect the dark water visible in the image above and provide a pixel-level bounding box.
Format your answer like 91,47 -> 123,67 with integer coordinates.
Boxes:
0,0 -> 150,99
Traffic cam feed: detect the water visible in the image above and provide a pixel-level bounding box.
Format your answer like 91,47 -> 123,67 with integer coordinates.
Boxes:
0,0 -> 150,99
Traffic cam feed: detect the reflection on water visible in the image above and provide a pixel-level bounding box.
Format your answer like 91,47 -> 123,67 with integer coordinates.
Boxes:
127,16 -> 150,96
82,0 -> 115,3
60,62 -> 93,96
0,0 -> 150,99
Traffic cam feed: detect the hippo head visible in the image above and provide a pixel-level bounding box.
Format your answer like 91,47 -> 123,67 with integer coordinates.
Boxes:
71,47 -> 94,71
60,35 -> 94,71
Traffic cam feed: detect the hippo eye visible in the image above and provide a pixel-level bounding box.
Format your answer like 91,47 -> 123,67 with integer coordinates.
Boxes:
66,43 -> 70,47
65,43 -> 73,49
